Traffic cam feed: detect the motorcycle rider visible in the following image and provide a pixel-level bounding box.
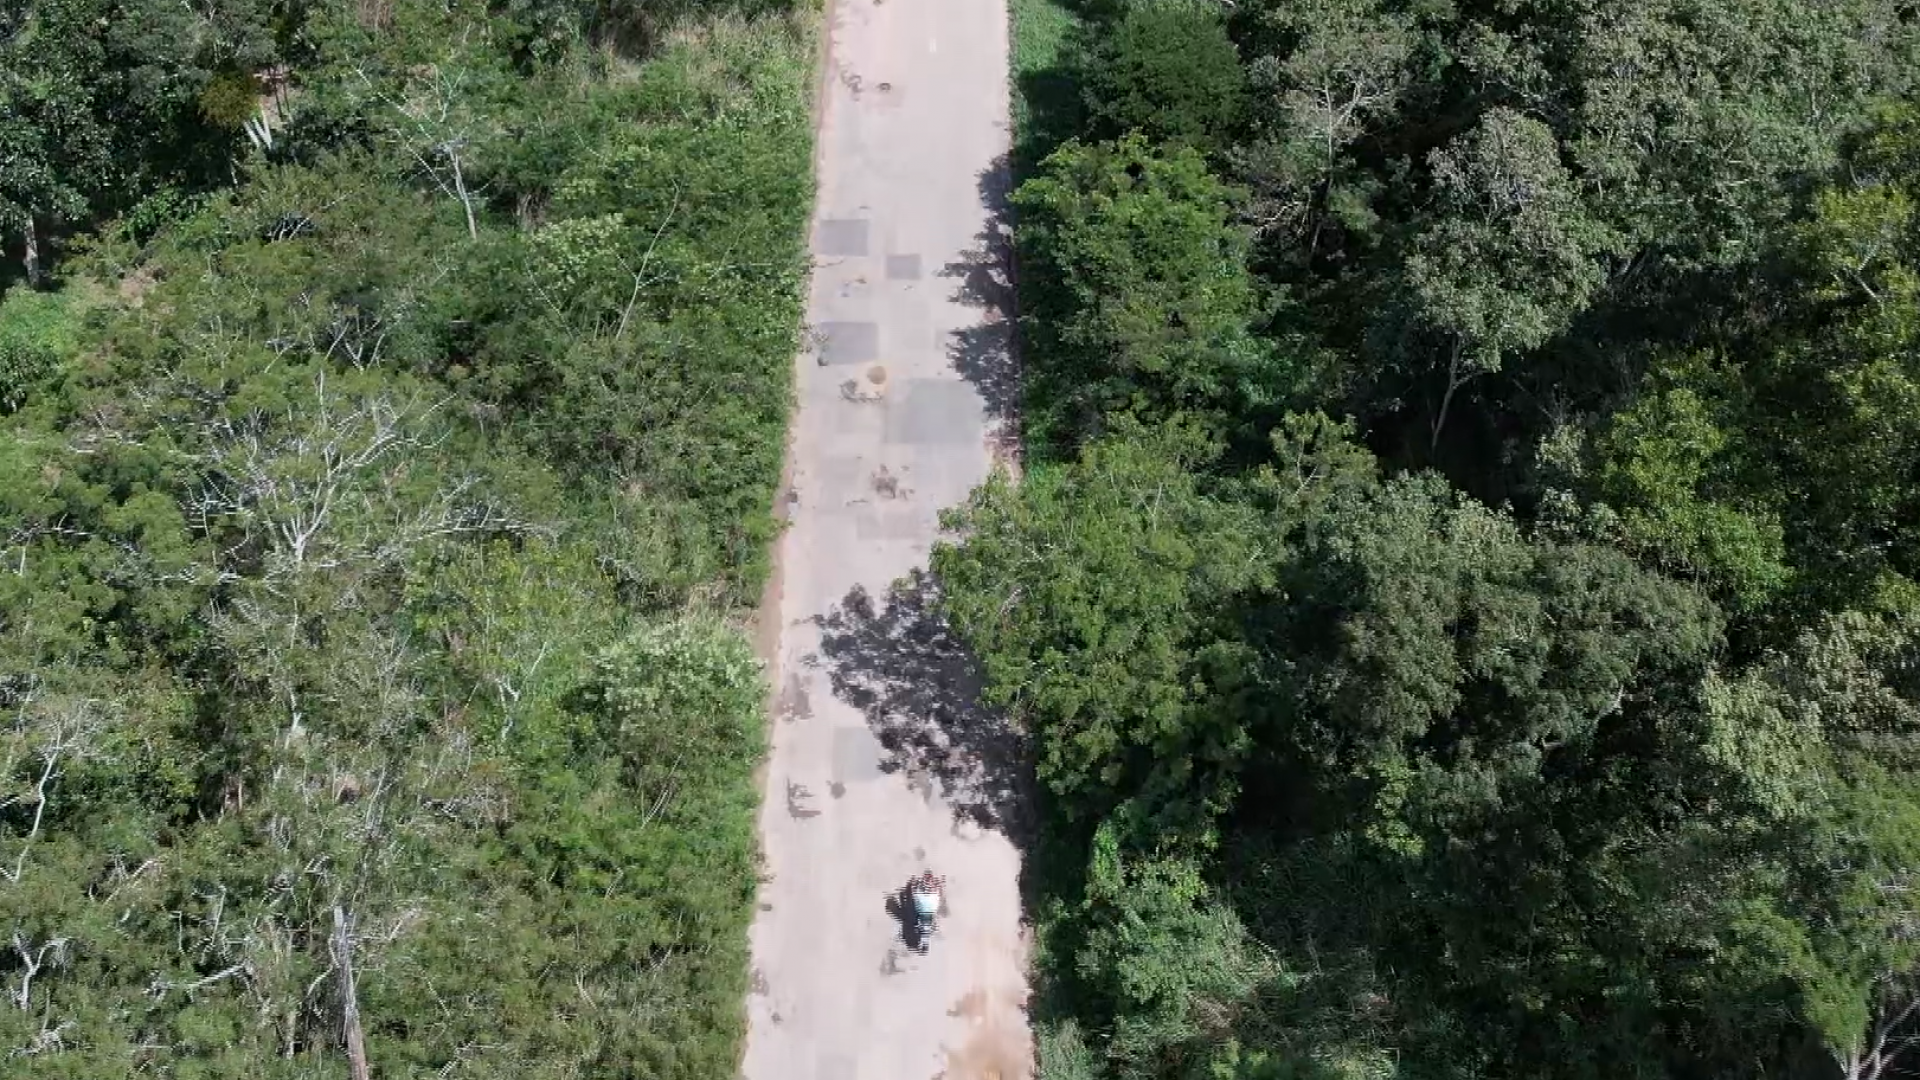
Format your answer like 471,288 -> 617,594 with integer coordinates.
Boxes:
910,869 -> 944,934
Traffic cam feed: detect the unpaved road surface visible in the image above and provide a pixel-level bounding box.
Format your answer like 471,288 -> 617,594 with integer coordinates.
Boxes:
741,0 -> 1029,1077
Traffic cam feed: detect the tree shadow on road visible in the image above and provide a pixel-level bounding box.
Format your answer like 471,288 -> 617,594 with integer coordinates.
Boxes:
816,570 -> 1032,841
940,157 -> 1021,465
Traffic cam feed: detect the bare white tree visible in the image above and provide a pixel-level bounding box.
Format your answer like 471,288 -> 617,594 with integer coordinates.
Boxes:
331,906 -> 371,1080
185,372 -> 525,586
8,933 -> 70,1012
1838,977 -> 1920,1080
10,1016 -> 76,1058
355,43 -> 501,241
1,692 -> 107,884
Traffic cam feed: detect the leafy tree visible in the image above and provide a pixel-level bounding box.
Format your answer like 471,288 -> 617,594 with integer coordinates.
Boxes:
1012,135 -> 1276,449
1689,608 -> 1920,1078
0,1 -> 112,284
0,0 -> 274,282
1076,824 -> 1268,1079
934,421 -> 1272,820
1403,108 -> 1615,448
1580,102 -> 1920,624
1216,0 -> 1918,470
1593,376 -> 1791,611
1080,0 -> 1247,153
1551,0 -> 1910,270
1233,0 -> 1411,252
1273,468 -> 1720,832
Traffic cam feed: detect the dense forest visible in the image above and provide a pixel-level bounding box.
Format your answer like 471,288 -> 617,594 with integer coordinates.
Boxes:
942,0 -> 1920,1077
0,0 -> 812,1074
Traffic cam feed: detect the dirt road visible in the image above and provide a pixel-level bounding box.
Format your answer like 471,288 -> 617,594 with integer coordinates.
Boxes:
741,0 -> 1028,1077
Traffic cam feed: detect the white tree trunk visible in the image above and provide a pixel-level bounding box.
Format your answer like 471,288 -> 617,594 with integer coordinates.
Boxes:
1430,341 -> 1467,451
22,216 -> 43,287
332,906 -> 371,1080
447,148 -> 478,241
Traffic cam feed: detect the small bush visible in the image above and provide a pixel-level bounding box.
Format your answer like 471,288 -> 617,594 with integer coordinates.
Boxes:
0,287 -> 84,413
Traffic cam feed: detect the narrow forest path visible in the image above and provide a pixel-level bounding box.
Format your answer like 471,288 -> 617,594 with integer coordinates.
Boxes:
741,0 -> 1029,1078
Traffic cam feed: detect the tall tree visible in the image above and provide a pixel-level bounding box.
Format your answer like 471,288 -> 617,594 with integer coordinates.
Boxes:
0,0 -> 273,282
1012,135 -> 1277,449
1403,108 -> 1615,448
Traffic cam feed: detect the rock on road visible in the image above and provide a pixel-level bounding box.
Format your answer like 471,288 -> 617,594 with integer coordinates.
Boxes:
741,0 -> 1029,1079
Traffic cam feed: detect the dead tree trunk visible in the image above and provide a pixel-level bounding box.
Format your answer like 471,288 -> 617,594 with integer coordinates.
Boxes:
1841,989 -> 1920,1080
446,147 -> 479,241
22,217 -> 43,288
1430,338 -> 1472,452
331,906 -> 371,1080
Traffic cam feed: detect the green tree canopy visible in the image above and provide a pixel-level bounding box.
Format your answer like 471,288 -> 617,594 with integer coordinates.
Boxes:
1012,135 -> 1280,449
1079,0 -> 1247,153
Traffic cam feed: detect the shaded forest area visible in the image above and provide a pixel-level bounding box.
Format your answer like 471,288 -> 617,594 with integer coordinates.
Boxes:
943,0 -> 1920,1076
0,0 -> 813,1074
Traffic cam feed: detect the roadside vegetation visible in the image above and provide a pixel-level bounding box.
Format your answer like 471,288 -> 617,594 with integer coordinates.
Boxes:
0,0 -> 812,1074
958,0 -> 1920,1076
